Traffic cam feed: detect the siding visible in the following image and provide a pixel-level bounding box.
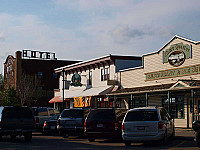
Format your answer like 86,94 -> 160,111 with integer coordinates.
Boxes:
121,38 -> 200,88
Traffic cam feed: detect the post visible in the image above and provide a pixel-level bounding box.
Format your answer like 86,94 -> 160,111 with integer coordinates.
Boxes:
191,89 -> 195,122
168,91 -> 170,115
62,69 -> 65,111
130,94 -> 133,109
146,93 -> 148,107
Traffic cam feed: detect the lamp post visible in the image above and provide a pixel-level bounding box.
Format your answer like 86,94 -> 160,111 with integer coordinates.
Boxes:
62,69 -> 65,111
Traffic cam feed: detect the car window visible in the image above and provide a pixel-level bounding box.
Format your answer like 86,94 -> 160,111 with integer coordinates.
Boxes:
87,110 -> 116,122
50,114 -> 60,120
61,110 -> 83,118
3,107 -> 33,118
49,109 -> 55,116
124,110 -> 159,121
38,108 -> 48,116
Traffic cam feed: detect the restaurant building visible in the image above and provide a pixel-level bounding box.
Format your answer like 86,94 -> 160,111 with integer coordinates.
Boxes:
108,35 -> 200,128
4,50 -> 79,106
49,54 -> 142,110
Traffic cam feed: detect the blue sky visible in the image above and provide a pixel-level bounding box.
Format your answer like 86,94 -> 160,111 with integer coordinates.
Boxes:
0,0 -> 200,73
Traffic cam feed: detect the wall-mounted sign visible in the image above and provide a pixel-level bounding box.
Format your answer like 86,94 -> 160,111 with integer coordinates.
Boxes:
22,50 -> 57,60
70,73 -> 83,87
74,97 -> 91,107
145,64 -> 200,81
163,43 -> 191,67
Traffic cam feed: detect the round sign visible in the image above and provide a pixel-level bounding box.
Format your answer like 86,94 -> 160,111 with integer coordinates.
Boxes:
168,51 -> 185,67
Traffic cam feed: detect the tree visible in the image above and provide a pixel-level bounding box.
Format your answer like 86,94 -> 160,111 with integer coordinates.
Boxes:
16,73 -> 41,106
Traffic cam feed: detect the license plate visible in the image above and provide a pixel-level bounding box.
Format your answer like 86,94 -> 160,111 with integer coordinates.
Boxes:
50,126 -> 55,129
97,124 -> 103,128
137,126 -> 145,130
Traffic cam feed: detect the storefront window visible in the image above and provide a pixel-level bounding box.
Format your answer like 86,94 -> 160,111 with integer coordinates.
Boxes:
133,97 -> 146,108
162,97 -> 184,119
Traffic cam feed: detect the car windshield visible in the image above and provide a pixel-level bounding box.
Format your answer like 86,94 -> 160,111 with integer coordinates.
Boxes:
87,109 -> 116,121
61,110 -> 83,118
3,107 -> 33,118
125,110 -> 159,121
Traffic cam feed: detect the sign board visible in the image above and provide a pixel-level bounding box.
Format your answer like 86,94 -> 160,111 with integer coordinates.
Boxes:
22,50 -> 57,60
74,97 -> 91,107
163,43 -> 191,67
70,73 -> 83,87
145,64 -> 200,81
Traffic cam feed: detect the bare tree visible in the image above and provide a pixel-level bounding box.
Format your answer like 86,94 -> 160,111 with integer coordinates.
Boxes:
17,73 -> 41,106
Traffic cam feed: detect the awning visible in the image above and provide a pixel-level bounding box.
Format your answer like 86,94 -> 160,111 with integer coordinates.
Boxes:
49,96 -> 63,103
79,86 -> 116,97
64,90 -> 83,98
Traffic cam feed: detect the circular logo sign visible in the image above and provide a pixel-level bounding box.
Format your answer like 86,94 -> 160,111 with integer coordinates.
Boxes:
168,51 -> 185,67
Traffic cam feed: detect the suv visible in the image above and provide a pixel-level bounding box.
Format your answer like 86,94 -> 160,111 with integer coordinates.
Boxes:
57,109 -> 90,138
84,108 -> 127,142
31,107 -> 59,131
0,106 -> 35,141
122,107 -> 174,146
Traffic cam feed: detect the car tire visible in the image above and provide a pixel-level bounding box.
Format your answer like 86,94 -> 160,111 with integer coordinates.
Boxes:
10,134 -> 16,141
88,137 -> 95,142
195,132 -> 200,148
61,132 -> 68,138
160,132 -> 168,145
24,133 -> 32,142
124,141 -> 131,146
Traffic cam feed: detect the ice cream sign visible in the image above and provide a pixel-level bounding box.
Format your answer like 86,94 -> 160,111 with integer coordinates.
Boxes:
163,43 -> 192,67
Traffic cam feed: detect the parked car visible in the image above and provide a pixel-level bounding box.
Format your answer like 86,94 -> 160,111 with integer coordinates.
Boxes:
0,106 -> 35,142
42,114 -> 60,135
192,120 -> 200,147
57,108 -> 90,138
84,108 -> 127,142
31,107 -> 59,131
122,107 -> 174,146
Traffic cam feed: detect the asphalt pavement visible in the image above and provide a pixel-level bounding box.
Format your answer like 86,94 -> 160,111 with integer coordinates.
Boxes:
175,127 -> 195,140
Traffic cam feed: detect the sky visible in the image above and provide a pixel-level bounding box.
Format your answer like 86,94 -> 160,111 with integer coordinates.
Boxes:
0,0 -> 200,74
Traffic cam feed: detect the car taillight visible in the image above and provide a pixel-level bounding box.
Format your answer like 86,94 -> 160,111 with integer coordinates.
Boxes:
84,122 -> 86,128
115,122 -> 118,130
121,123 -> 125,130
44,122 -> 46,127
158,121 -> 163,129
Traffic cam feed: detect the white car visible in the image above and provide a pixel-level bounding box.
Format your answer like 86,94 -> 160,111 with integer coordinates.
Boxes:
122,107 -> 174,146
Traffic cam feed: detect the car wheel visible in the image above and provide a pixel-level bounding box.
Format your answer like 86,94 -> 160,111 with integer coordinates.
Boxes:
124,141 -> 131,146
24,133 -> 32,142
160,132 -> 168,145
195,132 -> 200,148
61,132 -> 68,138
88,137 -> 95,142
10,134 -> 16,141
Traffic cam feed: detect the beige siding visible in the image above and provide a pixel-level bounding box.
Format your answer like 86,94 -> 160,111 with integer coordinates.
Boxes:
121,38 -> 200,88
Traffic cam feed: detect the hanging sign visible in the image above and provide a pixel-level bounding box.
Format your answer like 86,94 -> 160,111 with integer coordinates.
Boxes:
70,73 -> 83,87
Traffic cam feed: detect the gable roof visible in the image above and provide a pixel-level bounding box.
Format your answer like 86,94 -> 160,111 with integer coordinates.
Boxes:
144,35 -> 200,57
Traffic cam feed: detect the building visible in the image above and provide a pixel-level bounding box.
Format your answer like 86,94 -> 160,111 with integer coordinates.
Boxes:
108,35 -> 200,128
4,50 -> 80,106
49,54 -> 142,110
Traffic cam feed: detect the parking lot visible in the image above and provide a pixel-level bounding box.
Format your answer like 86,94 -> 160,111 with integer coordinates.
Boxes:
0,128 -> 198,150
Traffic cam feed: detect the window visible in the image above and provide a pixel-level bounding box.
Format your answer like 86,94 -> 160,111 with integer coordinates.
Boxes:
162,96 -> 184,119
89,71 -> 92,85
101,68 -> 109,81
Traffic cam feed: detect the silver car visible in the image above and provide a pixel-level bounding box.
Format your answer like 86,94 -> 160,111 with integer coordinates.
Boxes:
122,107 -> 174,146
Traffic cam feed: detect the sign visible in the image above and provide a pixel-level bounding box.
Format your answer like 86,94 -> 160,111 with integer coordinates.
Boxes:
74,97 -> 91,107
163,43 -> 191,67
145,64 -> 200,81
22,50 -> 57,60
70,73 -> 82,87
